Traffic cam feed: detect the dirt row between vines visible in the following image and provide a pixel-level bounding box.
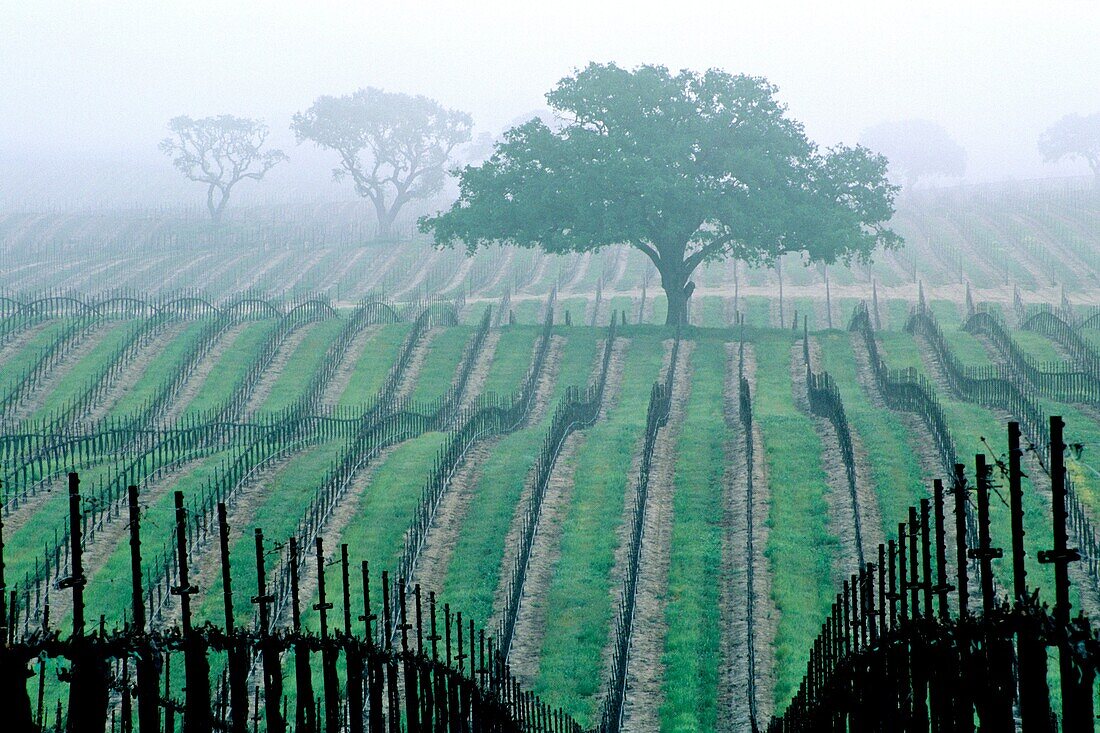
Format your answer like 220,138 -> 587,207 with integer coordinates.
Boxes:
160,448 -> 304,628
620,340 -> 692,732
809,338 -> 885,564
241,323 -> 315,418
501,337 -> 628,686
739,344 -> 779,723
788,340 -> 862,585
319,324 -> 381,408
411,335 -> 564,604
719,342 -> 751,731
1,320 -> 111,431
161,322 -> 248,424
83,322 -> 189,425
44,456 -> 210,624
0,321 -> 48,366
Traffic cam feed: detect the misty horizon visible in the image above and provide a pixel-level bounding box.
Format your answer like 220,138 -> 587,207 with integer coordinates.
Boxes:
3,1 -> 1099,211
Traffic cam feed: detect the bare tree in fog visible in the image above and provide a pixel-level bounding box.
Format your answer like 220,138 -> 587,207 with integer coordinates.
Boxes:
860,119 -> 966,189
1040,114 -> 1100,187
159,116 -> 287,223
423,63 -> 899,326
292,89 -> 472,240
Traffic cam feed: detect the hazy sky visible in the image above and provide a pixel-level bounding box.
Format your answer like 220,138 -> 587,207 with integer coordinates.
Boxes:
2,1 -> 1099,206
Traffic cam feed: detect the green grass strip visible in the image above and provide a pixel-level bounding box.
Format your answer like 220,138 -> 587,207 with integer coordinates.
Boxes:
409,327 -> 472,404
752,331 -> 837,709
27,321 -> 135,423
817,332 -> 929,539
440,330 -> 600,626
482,327 -> 538,396
109,321 -> 209,417
256,319 -> 346,416
194,438 -> 349,626
0,320 -> 71,386
535,335 -> 665,725
659,342 -> 725,731
183,320 -> 279,417
336,323 -> 411,408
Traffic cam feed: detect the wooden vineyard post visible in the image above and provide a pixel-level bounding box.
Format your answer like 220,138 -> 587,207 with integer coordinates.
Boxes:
969,455 -> 1001,616
1040,416 -> 1093,727
173,491 -> 211,733
1006,422 -> 1052,728
314,537 -> 340,733
217,503 -> 247,733
969,455 -> 1013,729
0,478 -> 33,731
252,529 -> 285,733
398,580 -> 421,733
64,472 -> 109,733
128,486 -> 159,733
341,545 -> 364,733
952,464 -> 970,618
361,562 -> 384,733
289,537 -> 316,732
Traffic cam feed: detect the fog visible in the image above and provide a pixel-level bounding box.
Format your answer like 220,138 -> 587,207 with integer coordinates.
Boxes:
2,0 -> 1098,210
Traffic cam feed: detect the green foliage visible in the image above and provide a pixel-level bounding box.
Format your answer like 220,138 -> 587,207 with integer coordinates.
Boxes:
422,63 -> 899,324
336,324 -> 411,407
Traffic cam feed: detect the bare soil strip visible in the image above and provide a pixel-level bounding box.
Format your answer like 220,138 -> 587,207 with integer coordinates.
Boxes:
789,341 -> 861,585
192,250 -> 251,292
161,322 -> 247,424
320,325 -> 381,408
392,248 -> 441,300
620,340 -> 692,732
852,330 -> 960,578
287,446 -> 397,630
160,452 -> 298,627
413,336 -> 567,609
238,249 -> 295,292
499,338 -> 628,685
479,248 -> 516,297
0,321 -> 47,364
394,328 -> 438,402
565,252 -> 591,293
241,324 -> 313,418
609,246 -> 630,292
719,343 -> 751,731
523,255 -> 550,294
83,322 -> 187,425
740,344 -> 779,723
440,255 -> 475,295
457,330 -> 501,411
809,338 -> 885,557
2,322 -> 109,430
319,246 -> 369,294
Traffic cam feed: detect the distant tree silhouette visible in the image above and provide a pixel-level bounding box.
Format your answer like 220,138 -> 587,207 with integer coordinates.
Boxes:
1040,113 -> 1100,186
293,88 -> 472,240
860,119 -> 966,189
160,115 -> 286,223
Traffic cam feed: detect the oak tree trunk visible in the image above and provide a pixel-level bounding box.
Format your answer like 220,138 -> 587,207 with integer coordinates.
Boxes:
659,264 -> 695,327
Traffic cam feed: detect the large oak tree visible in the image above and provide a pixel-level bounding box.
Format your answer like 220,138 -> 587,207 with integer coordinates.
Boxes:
293,88 -> 472,240
160,115 -> 286,223
421,63 -> 900,325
